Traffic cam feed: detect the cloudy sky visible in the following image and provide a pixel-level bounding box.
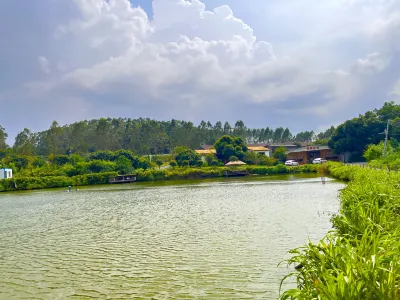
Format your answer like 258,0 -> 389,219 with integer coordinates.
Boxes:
1,0 -> 399,142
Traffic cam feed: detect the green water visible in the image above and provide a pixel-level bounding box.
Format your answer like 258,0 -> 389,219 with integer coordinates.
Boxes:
0,175 -> 343,299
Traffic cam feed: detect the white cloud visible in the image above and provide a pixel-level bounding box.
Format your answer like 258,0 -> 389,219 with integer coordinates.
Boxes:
38,56 -> 51,73
1,0 -> 400,141
352,53 -> 391,74
369,12 -> 400,52
31,0 -> 350,110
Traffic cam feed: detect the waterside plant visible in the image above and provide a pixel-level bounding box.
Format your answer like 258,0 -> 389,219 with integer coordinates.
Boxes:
280,162 -> 400,299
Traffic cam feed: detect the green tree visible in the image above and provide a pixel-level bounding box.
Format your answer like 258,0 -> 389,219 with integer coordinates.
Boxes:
210,159 -> 219,166
233,120 -> 247,138
273,146 -> 287,162
205,153 -> 215,165
169,160 -> 178,168
317,126 -> 335,140
155,159 -> 163,169
14,128 -> 36,155
88,160 -> 115,173
50,155 -> 70,166
0,126 -> 8,150
214,135 -> 248,162
329,112 -> 386,154
173,146 -> 201,167
281,128 -> 292,142
244,151 -> 263,165
363,141 -> 395,162
229,156 -> 239,162
273,127 -> 284,142
115,156 -> 133,174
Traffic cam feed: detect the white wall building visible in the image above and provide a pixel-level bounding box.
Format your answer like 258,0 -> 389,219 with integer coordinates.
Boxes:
248,146 -> 270,157
0,168 -> 13,180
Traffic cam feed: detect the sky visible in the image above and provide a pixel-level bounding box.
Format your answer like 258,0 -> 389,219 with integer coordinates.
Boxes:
1,0 -> 400,143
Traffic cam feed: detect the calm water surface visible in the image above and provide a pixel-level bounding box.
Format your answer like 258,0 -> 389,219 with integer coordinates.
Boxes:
0,175 -> 343,299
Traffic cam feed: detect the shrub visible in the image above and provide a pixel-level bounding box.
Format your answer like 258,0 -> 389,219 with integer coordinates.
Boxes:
87,160 -> 116,173
50,155 -> 70,166
281,163 -> 400,299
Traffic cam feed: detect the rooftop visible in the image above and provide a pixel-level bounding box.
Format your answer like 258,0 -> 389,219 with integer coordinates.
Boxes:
248,146 -> 270,151
287,145 -> 331,153
195,149 -> 216,155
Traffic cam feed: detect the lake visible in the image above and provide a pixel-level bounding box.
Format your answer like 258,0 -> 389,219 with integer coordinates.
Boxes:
0,174 -> 343,299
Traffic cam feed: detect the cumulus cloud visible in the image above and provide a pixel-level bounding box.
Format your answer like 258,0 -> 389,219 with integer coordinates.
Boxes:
0,0 -> 399,141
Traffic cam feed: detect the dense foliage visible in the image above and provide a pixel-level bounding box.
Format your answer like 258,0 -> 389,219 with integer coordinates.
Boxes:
2,119 -> 331,156
281,163 -> 400,299
273,146 -> 288,162
214,135 -> 248,162
329,102 -> 400,155
172,146 -> 202,167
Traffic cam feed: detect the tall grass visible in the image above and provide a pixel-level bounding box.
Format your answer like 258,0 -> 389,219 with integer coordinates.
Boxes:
280,163 -> 400,299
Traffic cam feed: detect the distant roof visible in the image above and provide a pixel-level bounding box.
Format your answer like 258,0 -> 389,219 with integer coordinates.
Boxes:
287,145 -> 331,153
225,160 -> 247,166
200,145 -> 213,150
195,149 -> 216,155
248,146 -> 270,151
265,143 -> 298,147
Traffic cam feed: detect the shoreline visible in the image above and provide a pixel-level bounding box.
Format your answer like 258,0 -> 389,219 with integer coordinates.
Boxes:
280,162 -> 400,298
0,164 -> 319,193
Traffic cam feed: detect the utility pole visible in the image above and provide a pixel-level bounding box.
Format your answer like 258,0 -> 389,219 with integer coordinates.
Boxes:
383,119 -> 390,157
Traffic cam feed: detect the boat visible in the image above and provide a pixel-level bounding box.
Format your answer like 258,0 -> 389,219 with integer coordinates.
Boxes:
109,174 -> 137,184
224,170 -> 249,177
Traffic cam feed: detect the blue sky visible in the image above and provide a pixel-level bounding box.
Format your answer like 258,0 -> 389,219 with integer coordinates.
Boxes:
1,0 -> 400,143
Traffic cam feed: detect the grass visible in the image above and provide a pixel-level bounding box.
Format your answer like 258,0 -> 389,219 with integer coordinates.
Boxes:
280,162 -> 400,299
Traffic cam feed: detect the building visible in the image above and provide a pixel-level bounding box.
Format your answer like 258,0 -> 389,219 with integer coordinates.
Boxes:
247,146 -> 270,156
286,146 -> 338,164
195,149 -> 217,162
264,143 -> 299,157
0,168 -> 13,180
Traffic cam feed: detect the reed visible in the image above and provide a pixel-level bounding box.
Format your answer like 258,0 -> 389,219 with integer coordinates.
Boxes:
280,163 -> 400,299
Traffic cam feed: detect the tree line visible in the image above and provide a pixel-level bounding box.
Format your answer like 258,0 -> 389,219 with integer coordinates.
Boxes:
0,119 -> 335,156
1,101 -> 397,158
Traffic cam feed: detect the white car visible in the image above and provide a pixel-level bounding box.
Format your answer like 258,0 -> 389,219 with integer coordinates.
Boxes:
312,158 -> 327,164
285,160 -> 299,166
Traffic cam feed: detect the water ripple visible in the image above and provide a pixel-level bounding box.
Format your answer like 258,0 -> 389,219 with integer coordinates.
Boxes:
0,177 -> 343,299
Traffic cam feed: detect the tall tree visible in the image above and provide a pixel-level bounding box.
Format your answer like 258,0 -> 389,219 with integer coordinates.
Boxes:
281,128 -> 292,142
0,125 -> 8,149
223,121 -> 232,135
14,128 -> 36,155
273,127 -> 284,142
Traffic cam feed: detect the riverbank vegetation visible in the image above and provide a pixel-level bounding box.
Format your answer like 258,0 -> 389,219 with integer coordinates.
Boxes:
0,119 -> 330,157
280,162 -> 400,299
0,135 -> 318,192
0,160 -> 318,192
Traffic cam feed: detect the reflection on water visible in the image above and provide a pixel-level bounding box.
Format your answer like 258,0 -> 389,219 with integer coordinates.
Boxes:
0,175 -> 343,299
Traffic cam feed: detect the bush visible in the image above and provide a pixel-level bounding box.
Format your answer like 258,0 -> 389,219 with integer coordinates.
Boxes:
87,160 -> 116,173
281,163 -> 400,299
88,151 -> 116,161
115,156 -> 134,174
49,155 -> 70,166
0,172 -> 119,192
210,159 -> 219,166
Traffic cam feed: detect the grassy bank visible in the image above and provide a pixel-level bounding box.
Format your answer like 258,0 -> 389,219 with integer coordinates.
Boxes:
280,162 -> 400,299
0,164 -> 318,192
